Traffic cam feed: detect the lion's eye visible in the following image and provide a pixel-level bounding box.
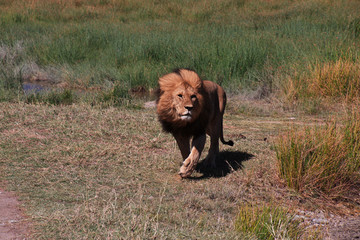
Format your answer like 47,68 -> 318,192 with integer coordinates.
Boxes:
191,95 -> 197,100
178,94 -> 183,98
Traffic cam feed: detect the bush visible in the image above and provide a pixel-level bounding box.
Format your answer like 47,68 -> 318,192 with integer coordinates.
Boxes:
275,112 -> 360,198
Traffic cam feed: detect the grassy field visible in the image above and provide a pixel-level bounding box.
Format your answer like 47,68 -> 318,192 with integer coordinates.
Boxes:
1,0 -> 360,239
0,102 -> 275,239
1,100 -> 336,239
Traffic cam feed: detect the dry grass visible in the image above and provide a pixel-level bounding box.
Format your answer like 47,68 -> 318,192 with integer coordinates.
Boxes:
1,100 -> 360,238
308,60 -> 360,101
282,60 -> 360,107
0,101 -> 284,239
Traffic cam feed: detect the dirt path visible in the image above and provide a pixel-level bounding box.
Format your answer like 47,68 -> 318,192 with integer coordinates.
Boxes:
0,189 -> 29,240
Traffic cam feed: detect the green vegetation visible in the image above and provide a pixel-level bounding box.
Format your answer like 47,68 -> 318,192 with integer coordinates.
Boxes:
275,112 -> 360,199
25,89 -> 75,105
1,0 -> 360,105
235,204 -> 304,240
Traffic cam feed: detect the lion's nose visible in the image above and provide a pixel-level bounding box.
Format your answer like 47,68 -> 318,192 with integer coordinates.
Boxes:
185,106 -> 193,111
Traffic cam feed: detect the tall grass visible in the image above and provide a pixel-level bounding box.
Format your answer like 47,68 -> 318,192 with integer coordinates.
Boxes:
309,60 -> 360,101
275,112 -> 360,198
0,0 -> 359,102
283,60 -> 360,104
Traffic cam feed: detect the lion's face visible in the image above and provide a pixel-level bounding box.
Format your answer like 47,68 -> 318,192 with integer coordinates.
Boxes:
172,84 -> 200,122
157,69 -> 204,125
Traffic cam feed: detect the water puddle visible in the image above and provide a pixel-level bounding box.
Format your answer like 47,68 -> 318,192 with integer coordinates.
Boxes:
22,82 -> 45,93
22,82 -> 53,95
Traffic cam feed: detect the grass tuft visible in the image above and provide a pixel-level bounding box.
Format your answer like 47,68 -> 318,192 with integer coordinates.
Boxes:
275,112 -> 360,198
235,203 -> 303,240
0,42 -> 25,91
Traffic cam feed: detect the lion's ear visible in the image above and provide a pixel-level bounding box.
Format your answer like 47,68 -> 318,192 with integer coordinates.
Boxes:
179,69 -> 202,90
158,73 -> 182,92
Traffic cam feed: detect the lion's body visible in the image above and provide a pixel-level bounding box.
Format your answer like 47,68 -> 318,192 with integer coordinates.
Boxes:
156,69 -> 233,178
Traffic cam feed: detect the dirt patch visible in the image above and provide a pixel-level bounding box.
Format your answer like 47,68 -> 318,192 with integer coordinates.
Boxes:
295,209 -> 360,239
0,189 -> 29,240
327,217 -> 360,240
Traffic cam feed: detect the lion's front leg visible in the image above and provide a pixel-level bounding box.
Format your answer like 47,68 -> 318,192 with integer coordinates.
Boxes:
174,133 -> 191,161
179,134 -> 206,178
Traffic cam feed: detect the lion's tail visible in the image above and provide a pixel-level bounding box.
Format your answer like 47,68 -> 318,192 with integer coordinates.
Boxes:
220,120 -> 234,146
219,92 -> 234,146
221,136 -> 234,146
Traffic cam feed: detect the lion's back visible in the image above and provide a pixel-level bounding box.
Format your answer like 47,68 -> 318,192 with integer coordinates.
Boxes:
203,80 -> 226,114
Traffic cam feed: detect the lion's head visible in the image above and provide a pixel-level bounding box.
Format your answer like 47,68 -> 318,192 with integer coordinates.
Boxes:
156,69 -> 206,129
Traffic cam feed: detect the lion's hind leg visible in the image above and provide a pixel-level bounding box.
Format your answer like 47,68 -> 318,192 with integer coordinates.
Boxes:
203,133 -> 220,169
202,117 -> 221,169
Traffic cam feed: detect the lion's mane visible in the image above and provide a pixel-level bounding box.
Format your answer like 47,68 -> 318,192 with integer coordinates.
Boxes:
156,69 -> 210,136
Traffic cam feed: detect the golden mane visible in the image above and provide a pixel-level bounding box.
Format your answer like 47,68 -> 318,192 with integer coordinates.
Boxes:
158,69 -> 202,92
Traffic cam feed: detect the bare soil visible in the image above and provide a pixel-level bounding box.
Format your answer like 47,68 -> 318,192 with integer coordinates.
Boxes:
327,217 -> 360,240
0,189 -> 29,240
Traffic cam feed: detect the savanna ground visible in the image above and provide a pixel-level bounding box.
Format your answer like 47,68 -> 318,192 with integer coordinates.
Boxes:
1,0 -> 360,239
1,100 -> 359,239
0,101 -> 333,239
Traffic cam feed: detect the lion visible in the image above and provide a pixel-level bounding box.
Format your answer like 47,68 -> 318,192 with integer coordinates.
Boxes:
156,69 -> 234,178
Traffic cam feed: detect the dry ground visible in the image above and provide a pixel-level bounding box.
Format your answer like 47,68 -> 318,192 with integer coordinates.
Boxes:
0,189 -> 29,240
0,100 -> 359,239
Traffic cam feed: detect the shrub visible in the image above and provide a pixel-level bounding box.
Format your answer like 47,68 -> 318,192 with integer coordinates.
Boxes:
275,112 -> 360,198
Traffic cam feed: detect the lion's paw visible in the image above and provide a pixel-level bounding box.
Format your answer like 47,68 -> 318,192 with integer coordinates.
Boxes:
179,164 -> 195,178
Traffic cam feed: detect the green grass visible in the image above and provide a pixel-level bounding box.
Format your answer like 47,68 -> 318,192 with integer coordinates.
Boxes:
1,0 -> 359,103
235,204 -> 305,240
275,112 -> 360,199
25,89 -> 75,105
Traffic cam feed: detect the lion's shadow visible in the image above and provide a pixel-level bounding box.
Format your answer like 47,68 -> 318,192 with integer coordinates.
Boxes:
194,150 -> 254,179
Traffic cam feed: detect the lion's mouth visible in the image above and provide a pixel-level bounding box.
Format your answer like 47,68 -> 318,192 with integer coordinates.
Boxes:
180,112 -> 192,121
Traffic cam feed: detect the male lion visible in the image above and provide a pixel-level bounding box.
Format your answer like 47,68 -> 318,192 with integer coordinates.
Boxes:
156,69 -> 233,178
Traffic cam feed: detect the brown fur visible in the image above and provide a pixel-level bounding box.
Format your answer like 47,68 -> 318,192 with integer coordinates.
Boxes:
156,69 -> 233,178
